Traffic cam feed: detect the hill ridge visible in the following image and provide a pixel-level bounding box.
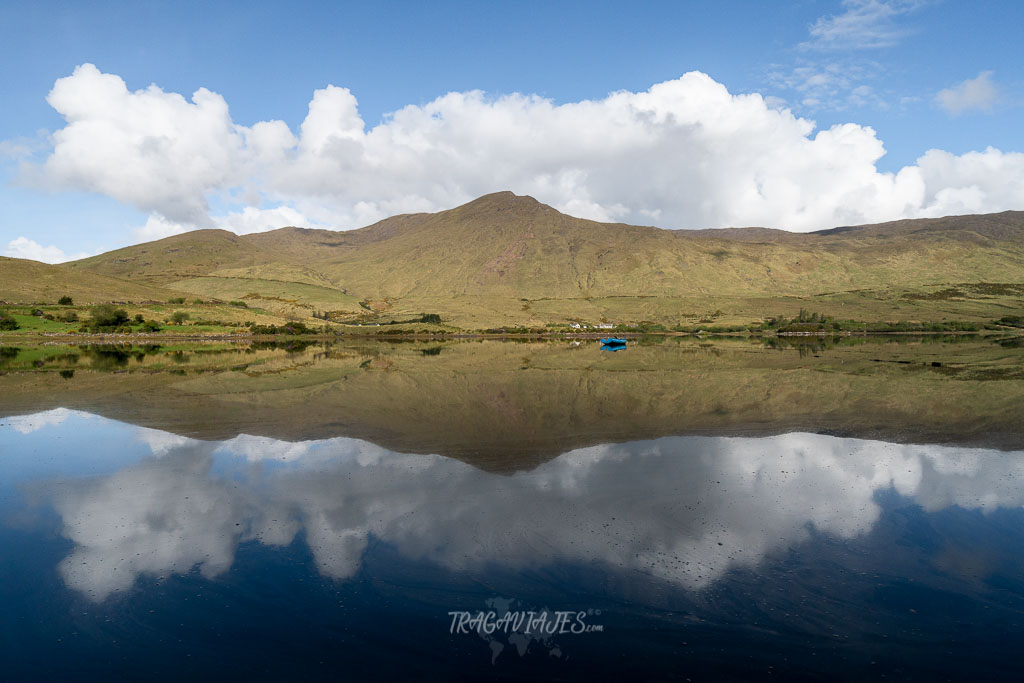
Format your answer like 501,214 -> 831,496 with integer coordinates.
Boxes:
4,192 -> 1019,326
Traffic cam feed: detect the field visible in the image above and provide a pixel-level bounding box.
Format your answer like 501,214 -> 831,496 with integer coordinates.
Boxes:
0,301 -> 293,337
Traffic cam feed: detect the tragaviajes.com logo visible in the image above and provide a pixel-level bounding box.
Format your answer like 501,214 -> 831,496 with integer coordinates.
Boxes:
448,597 -> 604,663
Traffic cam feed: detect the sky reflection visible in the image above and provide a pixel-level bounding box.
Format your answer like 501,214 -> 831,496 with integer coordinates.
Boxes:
3,409 -> 1024,602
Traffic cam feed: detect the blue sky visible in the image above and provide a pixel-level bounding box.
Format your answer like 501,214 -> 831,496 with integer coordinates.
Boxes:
1,0 -> 1022,262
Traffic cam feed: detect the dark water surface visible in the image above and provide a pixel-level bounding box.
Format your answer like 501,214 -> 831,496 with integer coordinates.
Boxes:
2,337 -> 1024,680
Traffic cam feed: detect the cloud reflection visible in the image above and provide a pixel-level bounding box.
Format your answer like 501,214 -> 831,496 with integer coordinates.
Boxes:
30,418 -> 1024,601
5,407 -> 81,434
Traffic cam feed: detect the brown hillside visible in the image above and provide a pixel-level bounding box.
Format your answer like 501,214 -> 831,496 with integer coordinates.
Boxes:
55,192 -> 1024,324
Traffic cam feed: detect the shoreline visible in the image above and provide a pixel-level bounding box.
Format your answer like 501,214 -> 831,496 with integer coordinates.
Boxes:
0,329 -> 1017,344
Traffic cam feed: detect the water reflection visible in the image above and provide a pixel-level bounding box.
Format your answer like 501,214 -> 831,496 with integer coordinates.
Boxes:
5,410 -> 1024,603
3,338 -> 1023,464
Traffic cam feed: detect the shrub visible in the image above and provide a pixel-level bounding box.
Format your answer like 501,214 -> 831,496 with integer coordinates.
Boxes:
134,314 -> 145,323
140,320 -> 162,332
58,310 -> 79,323
228,300 -> 248,308
278,321 -> 314,335
170,311 -> 190,324
58,295 -> 73,305
168,297 -> 186,304
419,313 -> 442,324
0,314 -> 19,331
249,321 -> 315,335
89,304 -> 129,330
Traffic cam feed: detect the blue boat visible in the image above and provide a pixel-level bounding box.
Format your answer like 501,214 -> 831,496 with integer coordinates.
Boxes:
600,338 -> 627,346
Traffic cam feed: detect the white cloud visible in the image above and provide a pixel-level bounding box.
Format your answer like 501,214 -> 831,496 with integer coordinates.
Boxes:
133,214 -> 190,242
0,138 -> 35,161
131,205 -> 320,242
4,236 -> 89,264
215,205 -> 324,234
774,0 -> 925,112
915,146 -> 1024,216
803,0 -> 924,50
936,71 -> 999,116
41,64 -> 244,227
16,63 -> 1024,237
766,60 -> 888,113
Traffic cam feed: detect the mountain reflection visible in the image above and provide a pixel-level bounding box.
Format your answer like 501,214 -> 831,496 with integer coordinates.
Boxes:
7,410 -> 1024,602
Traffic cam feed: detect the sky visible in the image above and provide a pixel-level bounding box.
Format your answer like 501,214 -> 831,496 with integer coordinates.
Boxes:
1,0 -> 1022,263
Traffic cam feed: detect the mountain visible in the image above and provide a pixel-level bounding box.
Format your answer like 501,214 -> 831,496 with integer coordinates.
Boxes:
34,192 -> 1024,325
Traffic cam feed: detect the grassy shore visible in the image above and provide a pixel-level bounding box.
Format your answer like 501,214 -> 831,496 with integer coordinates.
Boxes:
2,282 -> 1021,341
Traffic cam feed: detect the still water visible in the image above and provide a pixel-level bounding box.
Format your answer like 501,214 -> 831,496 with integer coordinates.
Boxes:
1,338 -> 1023,679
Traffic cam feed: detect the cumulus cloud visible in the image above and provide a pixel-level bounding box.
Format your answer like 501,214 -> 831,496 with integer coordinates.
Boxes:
5,236 -> 72,263
936,71 -> 999,116
132,214 -> 190,242
915,146 -> 1024,215
18,63 -> 1024,237
41,64 -> 244,227
4,236 -> 91,264
215,205 -> 326,234
132,205 -> 323,242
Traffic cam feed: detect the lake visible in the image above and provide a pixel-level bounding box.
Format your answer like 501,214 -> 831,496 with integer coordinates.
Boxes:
2,336 -> 1023,679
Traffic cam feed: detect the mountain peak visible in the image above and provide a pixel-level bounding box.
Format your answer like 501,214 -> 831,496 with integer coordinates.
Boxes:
454,191 -> 550,214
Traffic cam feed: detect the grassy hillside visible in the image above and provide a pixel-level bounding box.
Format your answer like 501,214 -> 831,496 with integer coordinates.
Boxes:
44,192 -> 1024,328
0,256 -> 178,303
67,229 -> 264,283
